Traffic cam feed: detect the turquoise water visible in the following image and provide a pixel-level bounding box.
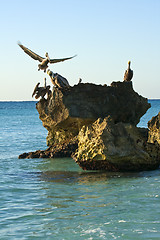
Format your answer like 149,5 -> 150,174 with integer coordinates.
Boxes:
0,100 -> 160,240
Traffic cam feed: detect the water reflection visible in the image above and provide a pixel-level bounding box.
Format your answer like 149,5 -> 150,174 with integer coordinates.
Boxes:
38,170 -> 111,184
37,169 -> 160,184
33,157 -> 160,184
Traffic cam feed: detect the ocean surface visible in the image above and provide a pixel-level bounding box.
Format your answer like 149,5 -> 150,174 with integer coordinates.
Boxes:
0,100 -> 160,240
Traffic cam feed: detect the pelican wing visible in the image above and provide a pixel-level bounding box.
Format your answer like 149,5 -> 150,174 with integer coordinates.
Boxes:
32,82 -> 40,97
18,43 -> 44,62
50,55 -> 77,64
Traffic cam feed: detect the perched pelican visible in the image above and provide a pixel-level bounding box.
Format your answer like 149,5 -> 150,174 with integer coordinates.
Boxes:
47,69 -> 70,88
32,81 -> 51,99
18,42 -> 76,72
123,61 -> 133,81
78,78 -> 82,84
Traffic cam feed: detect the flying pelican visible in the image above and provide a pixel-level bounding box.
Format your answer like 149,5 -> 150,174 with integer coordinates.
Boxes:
123,61 -> 133,81
18,42 -> 76,72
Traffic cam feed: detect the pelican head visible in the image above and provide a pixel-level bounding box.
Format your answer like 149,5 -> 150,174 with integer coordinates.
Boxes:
45,52 -> 50,61
128,61 -> 131,66
47,69 -> 52,77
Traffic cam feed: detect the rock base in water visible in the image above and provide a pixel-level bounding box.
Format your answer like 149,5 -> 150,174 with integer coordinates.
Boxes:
74,158 -> 160,172
19,137 -> 78,159
72,117 -> 160,171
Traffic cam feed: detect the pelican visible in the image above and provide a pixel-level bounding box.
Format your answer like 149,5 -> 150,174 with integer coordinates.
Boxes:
32,80 -> 51,99
124,61 -> 133,81
18,42 -> 76,72
47,69 -> 70,88
78,78 -> 82,84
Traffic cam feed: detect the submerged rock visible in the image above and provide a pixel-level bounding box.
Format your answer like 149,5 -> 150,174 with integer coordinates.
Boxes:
18,137 -> 78,159
73,117 -> 160,171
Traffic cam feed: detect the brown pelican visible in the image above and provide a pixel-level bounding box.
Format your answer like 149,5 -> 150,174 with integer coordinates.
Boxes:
47,69 -> 70,88
18,42 -> 76,72
124,61 -> 133,81
78,78 -> 82,84
32,80 -> 51,99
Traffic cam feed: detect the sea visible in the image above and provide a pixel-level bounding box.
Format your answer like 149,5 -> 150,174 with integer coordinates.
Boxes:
0,100 -> 160,240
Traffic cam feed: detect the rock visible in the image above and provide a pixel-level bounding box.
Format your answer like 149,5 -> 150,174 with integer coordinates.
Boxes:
148,112 -> 160,145
18,137 -> 78,159
72,117 -> 160,171
18,152 -> 29,159
19,80 -> 158,172
36,81 -> 150,147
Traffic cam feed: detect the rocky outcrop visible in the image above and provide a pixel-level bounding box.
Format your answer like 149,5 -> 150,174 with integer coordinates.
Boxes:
148,112 -> 160,145
73,117 -> 160,171
19,80 -> 160,172
36,81 -> 150,146
19,137 -> 78,159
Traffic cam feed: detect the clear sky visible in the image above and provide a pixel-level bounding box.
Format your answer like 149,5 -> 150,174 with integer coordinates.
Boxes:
0,0 -> 160,100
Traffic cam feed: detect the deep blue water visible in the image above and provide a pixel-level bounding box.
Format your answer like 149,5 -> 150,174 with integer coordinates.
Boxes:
0,100 -> 160,240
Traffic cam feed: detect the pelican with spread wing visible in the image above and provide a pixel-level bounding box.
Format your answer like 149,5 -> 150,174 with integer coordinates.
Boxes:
18,42 -> 76,72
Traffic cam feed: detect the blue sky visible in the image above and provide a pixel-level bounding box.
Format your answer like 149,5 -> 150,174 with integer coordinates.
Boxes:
0,0 -> 160,100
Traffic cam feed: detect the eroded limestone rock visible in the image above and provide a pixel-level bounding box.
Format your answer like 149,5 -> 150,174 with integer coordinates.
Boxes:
148,112 -> 160,145
36,81 -> 150,146
73,117 -> 160,171
19,81 -> 159,172
18,137 -> 78,159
